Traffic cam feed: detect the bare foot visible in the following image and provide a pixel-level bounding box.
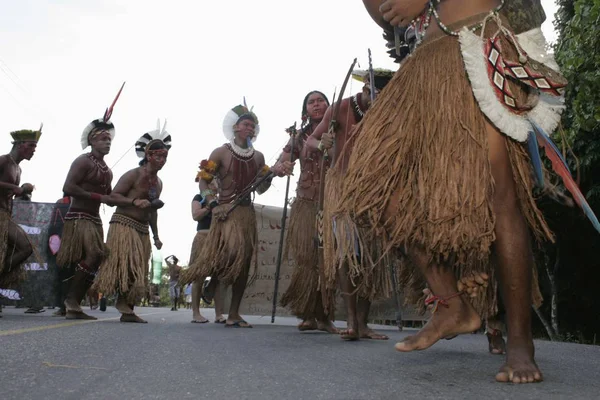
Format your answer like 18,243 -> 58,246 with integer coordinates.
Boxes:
66,311 -> 97,320
317,320 -> 339,334
191,316 -> 209,323
64,298 -> 83,313
115,297 -> 133,315
487,329 -> 506,355
359,327 -> 389,340
395,295 -> 481,352
339,328 -> 360,341
298,319 -> 318,331
496,343 -> 543,383
120,313 -> 147,323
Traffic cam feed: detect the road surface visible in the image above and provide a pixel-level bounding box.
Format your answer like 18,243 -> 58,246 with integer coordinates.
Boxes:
1,306 -> 598,399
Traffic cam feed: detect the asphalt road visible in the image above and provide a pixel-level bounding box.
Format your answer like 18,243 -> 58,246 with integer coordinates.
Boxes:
1,306 -> 598,400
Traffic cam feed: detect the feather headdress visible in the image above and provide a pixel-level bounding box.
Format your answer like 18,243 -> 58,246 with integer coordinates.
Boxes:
80,82 -> 125,150
222,97 -> 260,143
135,118 -> 172,159
11,122 -> 43,143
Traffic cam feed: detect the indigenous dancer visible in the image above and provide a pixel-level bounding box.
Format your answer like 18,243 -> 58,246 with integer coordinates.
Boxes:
372,0 -> 559,356
93,120 -> 171,323
185,180 -> 226,324
306,69 -> 394,340
57,86 -> 124,320
271,90 -> 338,333
0,126 -> 41,293
187,101 -> 293,328
338,0 -> 579,383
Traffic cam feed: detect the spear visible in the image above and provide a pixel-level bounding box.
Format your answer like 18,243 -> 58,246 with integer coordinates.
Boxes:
271,122 -> 298,323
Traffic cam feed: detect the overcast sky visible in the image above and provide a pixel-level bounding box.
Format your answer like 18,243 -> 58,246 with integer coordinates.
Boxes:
0,0 -> 559,264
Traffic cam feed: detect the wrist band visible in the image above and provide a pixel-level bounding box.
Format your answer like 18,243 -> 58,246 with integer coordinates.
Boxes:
131,198 -> 137,206
317,140 -> 324,151
90,193 -> 102,201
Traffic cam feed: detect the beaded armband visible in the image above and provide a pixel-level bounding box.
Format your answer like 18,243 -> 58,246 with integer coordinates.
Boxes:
200,189 -> 214,198
195,159 -> 217,183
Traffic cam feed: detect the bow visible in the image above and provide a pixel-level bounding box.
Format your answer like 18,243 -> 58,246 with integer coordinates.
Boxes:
328,58 -> 358,168
315,58 -> 357,318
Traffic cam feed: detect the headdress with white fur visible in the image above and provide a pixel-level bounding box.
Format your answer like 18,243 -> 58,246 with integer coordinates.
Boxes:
222,97 -> 260,144
80,82 -> 125,150
135,118 -> 172,162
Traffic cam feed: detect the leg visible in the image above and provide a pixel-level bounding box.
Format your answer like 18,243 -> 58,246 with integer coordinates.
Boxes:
191,279 -> 208,323
338,264 -> 359,340
6,220 -> 33,270
486,123 -> 542,383
226,263 -> 252,328
357,297 -> 388,340
213,283 -> 226,323
486,315 -> 506,355
394,245 -> 481,352
64,239 -> 104,320
315,292 -> 338,334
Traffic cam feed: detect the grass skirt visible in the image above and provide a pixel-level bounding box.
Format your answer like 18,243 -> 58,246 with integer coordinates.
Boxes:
325,167 -> 393,304
0,209 -> 38,288
280,198 -> 323,319
56,215 -> 106,268
180,230 -> 208,285
185,204 -> 257,287
92,213 -> 151,303
335,18 -> 551,317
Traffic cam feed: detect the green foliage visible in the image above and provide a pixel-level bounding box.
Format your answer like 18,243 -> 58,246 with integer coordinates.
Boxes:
554,0 -> 600,197
534,0 -> 600,344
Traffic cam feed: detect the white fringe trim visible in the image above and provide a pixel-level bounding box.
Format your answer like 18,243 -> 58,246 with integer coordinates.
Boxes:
459,28 -> 564,142
515,27 -> 560,72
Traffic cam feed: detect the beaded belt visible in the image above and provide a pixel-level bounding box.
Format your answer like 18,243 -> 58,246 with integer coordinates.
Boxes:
65,208 -> 103,226
109,213 -> 149,234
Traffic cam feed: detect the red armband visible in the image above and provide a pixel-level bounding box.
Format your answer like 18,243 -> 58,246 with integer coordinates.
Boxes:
90,193 -> 102,202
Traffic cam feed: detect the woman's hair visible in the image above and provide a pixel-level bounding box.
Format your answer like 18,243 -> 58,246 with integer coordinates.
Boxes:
301,90 -> 330,122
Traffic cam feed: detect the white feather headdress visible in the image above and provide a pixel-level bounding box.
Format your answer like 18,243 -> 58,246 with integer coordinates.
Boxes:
135,118 -> 172,159
222,97 -> 260,143
80,82 -> 125,150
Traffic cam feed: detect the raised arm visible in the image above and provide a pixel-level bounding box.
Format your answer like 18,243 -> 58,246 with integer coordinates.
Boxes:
363,0 -> 393,30
271,135 -> 297,177
306,105 -> 333,152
